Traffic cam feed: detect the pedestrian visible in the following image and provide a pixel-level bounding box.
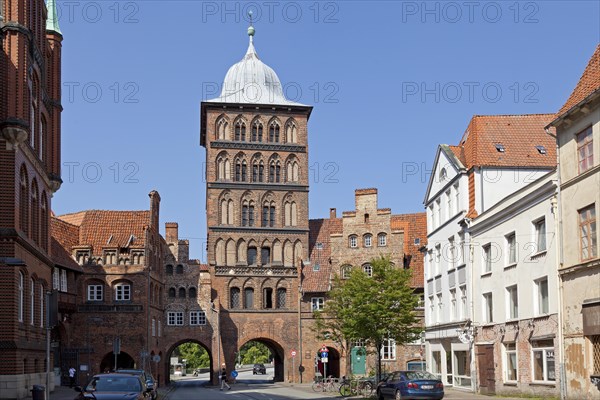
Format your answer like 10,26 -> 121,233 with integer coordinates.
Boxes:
220,364 -> 230,391
68,366 -> 76,388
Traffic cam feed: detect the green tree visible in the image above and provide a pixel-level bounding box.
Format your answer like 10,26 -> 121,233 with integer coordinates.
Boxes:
314,256 -> 421,380
176,343 -> 210,369
239,341 -> 271,364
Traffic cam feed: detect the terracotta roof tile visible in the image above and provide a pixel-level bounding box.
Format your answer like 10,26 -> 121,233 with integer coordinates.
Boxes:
57,210 -> 150,253
50,217 -> 82,272
447,145 -> 466,166
304,219 -> 332,293
557,44 -> 600,117
458,114 -> 556,169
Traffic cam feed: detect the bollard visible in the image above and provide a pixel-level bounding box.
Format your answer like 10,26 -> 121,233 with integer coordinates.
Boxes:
31,385 -> 46,400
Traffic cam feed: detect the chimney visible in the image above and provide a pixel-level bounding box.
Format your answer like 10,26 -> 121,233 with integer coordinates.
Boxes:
330,208 -> 337,219
148,190 -> 161,232
165,222 -> 178,243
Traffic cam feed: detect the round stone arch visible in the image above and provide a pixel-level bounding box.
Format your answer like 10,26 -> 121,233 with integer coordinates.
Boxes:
163,339 -> 213,385
237,337 -> 286,382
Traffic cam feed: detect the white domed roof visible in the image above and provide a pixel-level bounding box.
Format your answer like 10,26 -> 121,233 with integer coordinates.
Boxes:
207,30 -> 306,106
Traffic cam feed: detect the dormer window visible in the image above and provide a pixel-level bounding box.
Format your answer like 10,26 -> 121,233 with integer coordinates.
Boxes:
495,144 -> 505,152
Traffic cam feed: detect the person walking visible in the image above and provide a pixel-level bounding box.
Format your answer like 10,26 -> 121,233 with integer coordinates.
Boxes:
68,366 -> 76,388
220,365 -> 231,391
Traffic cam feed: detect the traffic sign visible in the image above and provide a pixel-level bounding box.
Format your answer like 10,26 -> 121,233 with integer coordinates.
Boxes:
291,350 -> 297,357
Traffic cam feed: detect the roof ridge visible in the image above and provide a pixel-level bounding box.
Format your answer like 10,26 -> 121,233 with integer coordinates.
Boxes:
51,215 -> 79,228
472,113 -> 555,118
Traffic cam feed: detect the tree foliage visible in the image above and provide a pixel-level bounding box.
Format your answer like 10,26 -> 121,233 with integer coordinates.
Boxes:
175,343 -> 210,369
239,341 -> 271,364
314,256 -> 421,376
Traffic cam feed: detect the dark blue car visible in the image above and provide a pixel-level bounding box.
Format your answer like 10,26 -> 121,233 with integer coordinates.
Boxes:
377,370 -> 444,400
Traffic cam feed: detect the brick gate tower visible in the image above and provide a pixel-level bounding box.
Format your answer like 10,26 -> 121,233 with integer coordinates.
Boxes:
200,24 -> 312,382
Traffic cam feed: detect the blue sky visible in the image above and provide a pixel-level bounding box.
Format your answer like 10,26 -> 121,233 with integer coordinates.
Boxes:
52,0 -> 600,260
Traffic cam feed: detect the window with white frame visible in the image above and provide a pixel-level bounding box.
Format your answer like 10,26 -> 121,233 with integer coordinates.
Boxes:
311,297 -> 324,311
506,233 -> 517,266
427,250 -> 433,279
87,284 -> 103,301
349,235 -> 358,248
364,234 -> 372,248
52,267 -> 60,290
434,244 -> 441,276
436,294 -> 442,323
460,285 -> 467,320
429,296 -> 435,324
342,265 -> 352,279
534,218 -> 546,253
381,338 -> 396,360
454,183 -> 460,215
446,189 -> 452,219
428,205 -> 434,231
450,289 -> 457,321
115,283 -> 131,301
504,343 -> 517,382
378,233 -> 387,247
536,277 -> 549,316
152,318 -> 156,336
532,340 -> 556,382
60,270 -> 67,292
448,237 -> 456,270
167,311 -> 184,326
483,292 -> 493,323
436,199 -> 441,226
579,204 -> 597,261
457,231 -> 465,265
506,285 -> 518,320
483,244 -> 492,273
190,311 -> 207,326
363,263 -> 373,277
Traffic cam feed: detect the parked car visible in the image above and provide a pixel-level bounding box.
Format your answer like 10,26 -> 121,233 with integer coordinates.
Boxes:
377,370 -> 444,400
73,373 -> 153,400
252,363 -> 267,375
115,369 -> 157,400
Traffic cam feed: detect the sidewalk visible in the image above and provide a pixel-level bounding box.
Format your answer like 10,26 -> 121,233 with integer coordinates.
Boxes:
24,384 -> 172,400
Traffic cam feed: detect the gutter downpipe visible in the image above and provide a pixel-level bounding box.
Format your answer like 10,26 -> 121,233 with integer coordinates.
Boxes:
546,127 -> 566,400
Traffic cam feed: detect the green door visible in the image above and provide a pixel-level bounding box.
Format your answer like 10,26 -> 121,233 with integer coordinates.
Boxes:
351,346 -> 366,375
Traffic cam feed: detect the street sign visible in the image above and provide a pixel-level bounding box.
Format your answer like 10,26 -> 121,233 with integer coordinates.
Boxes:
321,356 -> 328,363
291,350 -> 297,357
231,370 -> 238,378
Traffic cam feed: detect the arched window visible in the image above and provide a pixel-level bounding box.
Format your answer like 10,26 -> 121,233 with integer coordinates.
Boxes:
439,168 -> 447,182
262,203 -> 276,227
247,246 -> 257,265
341,265 -> 352,279
114,282 -> 131,301
168,288 -> 176,298
252,120 -> 263,142
216,117 -> 228,140
363,263 -> 373,277
242,161 -> 247,181
287,161 -> 299,182
39,283 -> 44,327
217,156 -> 230,181
215,240 -> 225,266
284,201 -> 297,227
176,264 -> 184,274
178,288 -> 186,298
269,121 -> 280,143
244,288 -> 254,309
40,192 -> 48,251
364,234 -> 372,248
40,116 -> 46,160
285,120 -> 297,143
349,235 -> 358,248
234,120 -> 246,141
378,233 -> 387,247
166,265 -> 173,275
270,161 -> 281,183
30,180 -> 39,244
18,272 -> 24,322
242,201 -> 255,227
30,278 -> 35,325
230,287 -> 241,308
188,287 -> 197,298
276,288 -> 287,308
20,166 -> 29,236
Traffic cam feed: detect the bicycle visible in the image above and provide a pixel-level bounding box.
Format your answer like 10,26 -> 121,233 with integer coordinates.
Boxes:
339,376 -> 374,398
312,375 -> 340,392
